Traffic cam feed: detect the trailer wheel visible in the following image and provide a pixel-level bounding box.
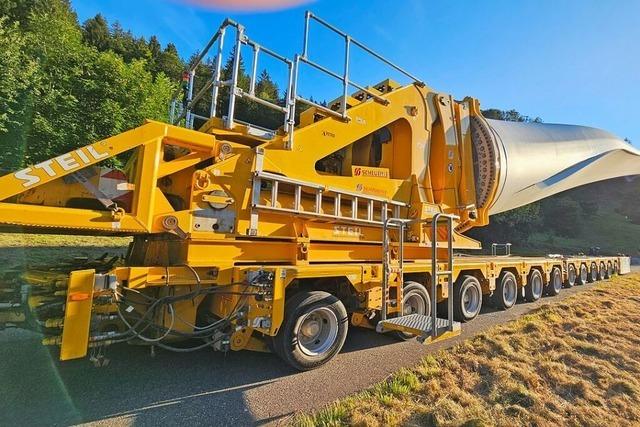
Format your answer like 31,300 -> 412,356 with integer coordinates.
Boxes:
599,262 -> 607,280
272,291 -> 348,371
493,271 -> 518,310
525,269 -> 544,302
606,262 -> 613,278
565,264 -> 577,288
546,267 -> 563,296
589,262 -> 598,282
577,264 -> 588,285
453,275 -> 482,322
394,281 -> 431,340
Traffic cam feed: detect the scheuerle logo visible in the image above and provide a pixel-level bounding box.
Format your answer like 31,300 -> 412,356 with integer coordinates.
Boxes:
351,166 -> 389,178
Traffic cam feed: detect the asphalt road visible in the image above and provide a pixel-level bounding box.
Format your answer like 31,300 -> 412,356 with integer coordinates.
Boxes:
0,276 -> 628,427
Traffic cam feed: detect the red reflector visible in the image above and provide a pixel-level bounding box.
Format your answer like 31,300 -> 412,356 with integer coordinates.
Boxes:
69,292 -> 90,302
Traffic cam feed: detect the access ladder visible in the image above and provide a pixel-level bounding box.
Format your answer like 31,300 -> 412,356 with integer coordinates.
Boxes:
376,213 -> 461,343
248,163 -> 406,235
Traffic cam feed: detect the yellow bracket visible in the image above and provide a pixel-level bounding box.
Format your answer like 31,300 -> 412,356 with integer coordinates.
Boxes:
60,270 -> 95,361
201,193 -> 234,206
420,328 -> 461,345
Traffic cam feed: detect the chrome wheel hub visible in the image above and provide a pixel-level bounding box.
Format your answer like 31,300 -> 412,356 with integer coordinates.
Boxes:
553,271 -> 562,291
297,307 -> 338,357
503,279 -> 517,304
404,293 -> 427,316
462,285 -> 480,316
531,276 -> 543,297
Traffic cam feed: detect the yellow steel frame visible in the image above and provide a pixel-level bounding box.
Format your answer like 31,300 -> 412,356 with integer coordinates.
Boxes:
0,79 -> 628,360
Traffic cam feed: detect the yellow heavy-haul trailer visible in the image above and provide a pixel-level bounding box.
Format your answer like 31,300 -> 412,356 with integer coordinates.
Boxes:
0,13 -> 633,370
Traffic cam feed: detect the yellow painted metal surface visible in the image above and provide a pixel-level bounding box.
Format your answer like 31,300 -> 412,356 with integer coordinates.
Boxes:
0,62 -> 632,361
60,269 -> 95,361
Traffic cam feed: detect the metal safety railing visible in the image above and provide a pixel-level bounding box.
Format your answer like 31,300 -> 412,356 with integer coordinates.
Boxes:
169,19 -> 295,138
169,11 -> 426,149
491,242 -> 512,256
430,213 -> 457,337
379,213 -> 459,340
295,11 -> 425,123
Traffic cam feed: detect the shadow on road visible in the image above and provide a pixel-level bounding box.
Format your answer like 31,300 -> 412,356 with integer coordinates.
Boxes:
0,324 -> 399,426
1,331 -> 290,425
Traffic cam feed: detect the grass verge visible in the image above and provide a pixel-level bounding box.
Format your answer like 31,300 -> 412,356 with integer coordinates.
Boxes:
295,274 -> 640,426
0,233 -> 129,273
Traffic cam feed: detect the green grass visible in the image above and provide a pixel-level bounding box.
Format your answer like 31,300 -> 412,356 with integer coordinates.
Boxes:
0,233 -> 129,273
294,274 -> 640,426
523,210 -> 640,256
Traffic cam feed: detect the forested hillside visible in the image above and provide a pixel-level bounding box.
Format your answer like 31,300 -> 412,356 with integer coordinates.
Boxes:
0,0 -> 293,171
0,0 -> 182,171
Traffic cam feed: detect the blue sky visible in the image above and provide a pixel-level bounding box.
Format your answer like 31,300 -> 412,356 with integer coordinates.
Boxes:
72,0 -> 640,144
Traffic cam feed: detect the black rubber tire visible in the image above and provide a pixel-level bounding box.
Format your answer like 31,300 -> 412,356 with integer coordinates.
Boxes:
272,291 -> 348,371
599,262 -> 607,280
525,269 -> 544,302
546,266 -> 563,296
565,264 -> 577,288
266,333 -> 280,358
577,263 -> 588,286
588,262 -> 598,283
394,281 -> 431,340
493,271 -> 518,310
606,262 -> 613,279
453,275 -> 483,322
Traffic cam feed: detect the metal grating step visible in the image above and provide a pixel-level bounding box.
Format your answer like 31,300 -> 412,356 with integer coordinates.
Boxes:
376,314 -> 461,343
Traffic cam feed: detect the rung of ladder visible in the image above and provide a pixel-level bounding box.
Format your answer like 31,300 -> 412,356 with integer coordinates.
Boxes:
294,185 -> 302,211
351,197 -> 358,219
436,270 -> 452,275
270,180 -> 279,207
315,189 -> 322,213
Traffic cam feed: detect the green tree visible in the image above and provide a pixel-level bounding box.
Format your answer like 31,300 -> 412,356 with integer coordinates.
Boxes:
469,202 -> 542,244
81,14 -> 109,51
148,35 -> 162,63
111,22 -> 151,63
0,0 -> 176,169
541,196 -> 583,237
255,69 -> 279,101
578,199 -> 599,218
153,43 -> 184,80
0,0 -> 54,27
11,0 -> 86,166
482,108 -> 542,123
0,18 -> 38,171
